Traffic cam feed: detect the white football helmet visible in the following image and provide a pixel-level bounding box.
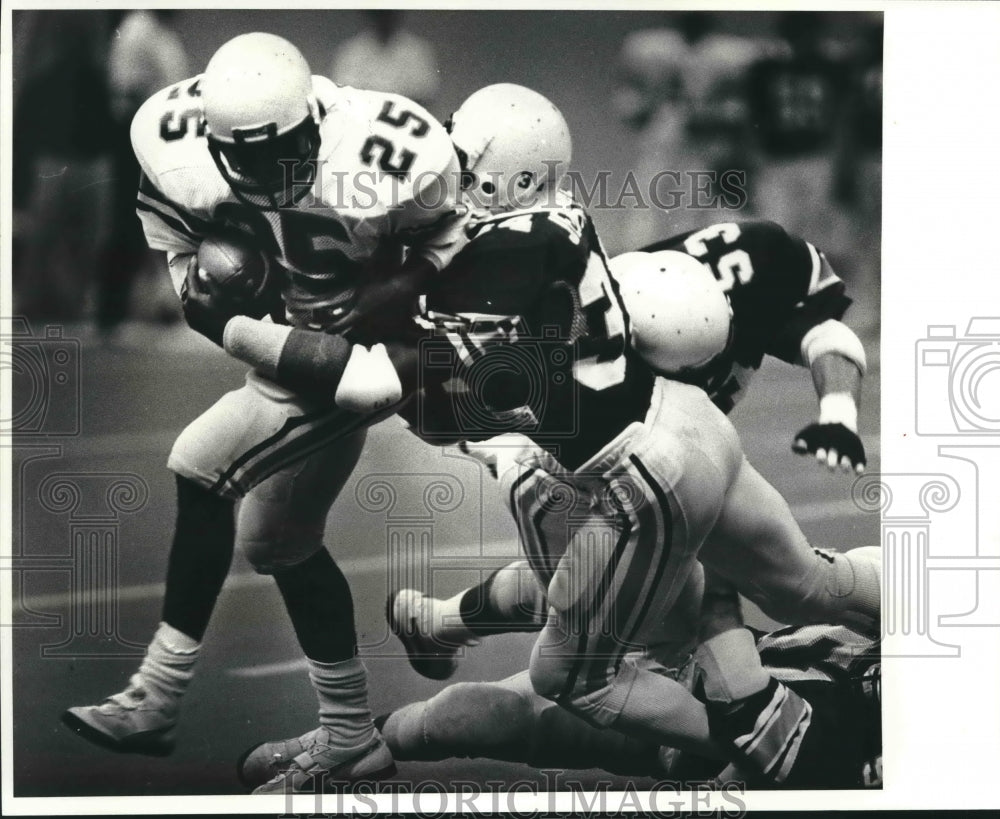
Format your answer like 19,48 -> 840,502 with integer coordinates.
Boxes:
611,250 -> 732,375
201,33 -> 322,205
447,83 -> 572,211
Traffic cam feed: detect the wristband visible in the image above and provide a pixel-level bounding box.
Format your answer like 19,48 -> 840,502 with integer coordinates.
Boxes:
818,392 -> 859,432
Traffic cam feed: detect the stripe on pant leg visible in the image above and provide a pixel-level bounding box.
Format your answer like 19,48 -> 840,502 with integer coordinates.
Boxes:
582,483 -> 659,692
227,409 -> 369,495
508,468 -> 546,582
557,514 -> 633,704
611,455 -> 679,672
209,406 -> 335,495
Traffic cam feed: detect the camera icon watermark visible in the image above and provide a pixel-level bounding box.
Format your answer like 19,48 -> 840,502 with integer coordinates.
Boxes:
915,318 -> 1000,435
1,317 -> 81,437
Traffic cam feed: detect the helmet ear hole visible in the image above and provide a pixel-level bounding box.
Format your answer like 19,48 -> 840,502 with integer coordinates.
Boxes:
447,84 -> 572,212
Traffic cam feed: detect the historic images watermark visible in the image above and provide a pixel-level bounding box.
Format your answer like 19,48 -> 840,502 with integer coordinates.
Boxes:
273,160 -> 749,215
275,773 -> 748,818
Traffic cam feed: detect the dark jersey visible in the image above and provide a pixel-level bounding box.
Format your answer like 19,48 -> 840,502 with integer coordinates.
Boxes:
747,54 -> 849,157
642,220 -> 851,413
415,204 -> 654,470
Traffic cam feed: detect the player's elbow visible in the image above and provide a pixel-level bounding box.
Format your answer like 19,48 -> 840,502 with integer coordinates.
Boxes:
799,319 -> 867,375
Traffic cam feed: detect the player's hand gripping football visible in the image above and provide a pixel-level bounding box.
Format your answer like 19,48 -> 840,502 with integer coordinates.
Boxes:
792,421 -> 866,474
180,236 -> 280,347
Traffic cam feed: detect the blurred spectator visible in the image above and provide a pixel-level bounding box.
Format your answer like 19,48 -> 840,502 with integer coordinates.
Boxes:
13,12 -> 114,320
97,10 -> 189,334
746,13 -> 853,268
615,12 -> 764,247
831,20 -> 882,332
330,10 -> 439,109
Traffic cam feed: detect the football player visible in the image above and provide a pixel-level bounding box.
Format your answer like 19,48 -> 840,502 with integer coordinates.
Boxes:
220,85 -> 880,781
385,80 -> 870,676
367,571 -> 881,789
388,226 -> 869,679
62,32 -> 469,793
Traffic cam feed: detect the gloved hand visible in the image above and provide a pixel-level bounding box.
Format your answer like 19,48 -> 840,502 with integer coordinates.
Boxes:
793,392 -> 866,474
179,256 -> 240,347
793,422 -> 866,474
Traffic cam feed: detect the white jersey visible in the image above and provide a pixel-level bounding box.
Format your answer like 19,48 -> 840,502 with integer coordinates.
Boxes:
131,75 -> 466,328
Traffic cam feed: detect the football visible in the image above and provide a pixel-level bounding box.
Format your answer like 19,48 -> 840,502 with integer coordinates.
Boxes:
196,234 -> 271,305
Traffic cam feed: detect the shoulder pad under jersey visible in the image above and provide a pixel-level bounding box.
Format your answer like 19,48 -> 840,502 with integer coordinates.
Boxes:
130,75 -> 232,220
313,85 -> 459,224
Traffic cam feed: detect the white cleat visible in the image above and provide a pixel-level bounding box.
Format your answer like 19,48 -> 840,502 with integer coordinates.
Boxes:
386,589 -> 477,681
243,728 -> 396,794
62,681 -> 178,756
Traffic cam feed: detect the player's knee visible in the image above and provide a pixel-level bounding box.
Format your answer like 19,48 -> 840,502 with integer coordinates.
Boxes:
759,546 -> 881,632
493,560 -> 548,624
238,531 -> 324,575
528,652 -> 571,702
427,683 -> 533,751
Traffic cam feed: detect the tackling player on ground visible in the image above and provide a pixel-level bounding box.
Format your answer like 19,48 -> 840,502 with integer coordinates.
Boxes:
374,570 -> 881,789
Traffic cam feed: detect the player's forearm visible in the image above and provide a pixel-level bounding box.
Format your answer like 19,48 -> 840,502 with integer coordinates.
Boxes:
800,318 -> 866,426
810,352 -> 863,429
222,317 -> 419,413
811,349 -> 863,397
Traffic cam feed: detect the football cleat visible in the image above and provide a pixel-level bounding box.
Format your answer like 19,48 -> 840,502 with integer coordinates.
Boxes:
61,681 -> 178,757
386,589 -> 477,681
244,728 -> 396,794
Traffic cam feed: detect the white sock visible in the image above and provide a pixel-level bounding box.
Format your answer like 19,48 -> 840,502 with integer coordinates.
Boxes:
308,656 -> 376,750
134,622 -> 200,706
695,628 -> 770,703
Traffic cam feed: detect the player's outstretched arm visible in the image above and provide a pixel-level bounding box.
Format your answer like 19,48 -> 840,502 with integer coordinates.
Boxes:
793,320 -> 867,474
